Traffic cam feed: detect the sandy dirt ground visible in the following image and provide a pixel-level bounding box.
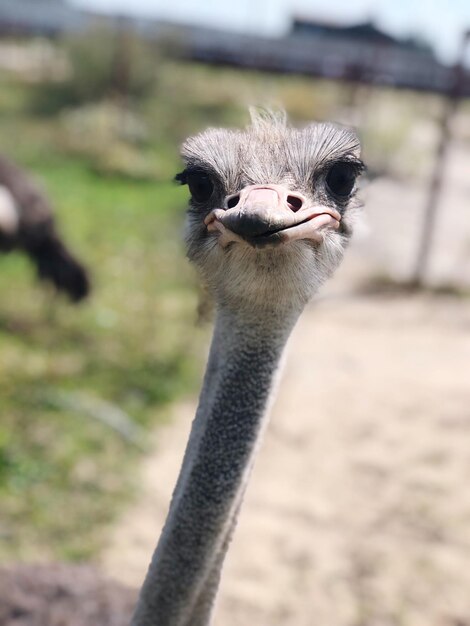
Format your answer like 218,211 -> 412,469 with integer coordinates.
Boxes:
102,136 -> 470,625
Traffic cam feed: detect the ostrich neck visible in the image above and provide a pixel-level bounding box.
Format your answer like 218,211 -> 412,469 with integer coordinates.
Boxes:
132,305 -> 299,626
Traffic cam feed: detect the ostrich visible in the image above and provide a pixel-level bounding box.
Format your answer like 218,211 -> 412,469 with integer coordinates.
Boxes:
0,155 -> 90,302
0,111 -> 364,625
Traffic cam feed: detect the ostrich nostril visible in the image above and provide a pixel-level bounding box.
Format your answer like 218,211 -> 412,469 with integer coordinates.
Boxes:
287,195 -> 303,211
226,194 -> 240,209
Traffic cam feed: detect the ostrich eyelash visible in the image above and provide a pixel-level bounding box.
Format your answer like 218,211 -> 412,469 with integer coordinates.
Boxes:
175,170 -> 188,185
175,167 -> 219,186
319,157 -> 366,178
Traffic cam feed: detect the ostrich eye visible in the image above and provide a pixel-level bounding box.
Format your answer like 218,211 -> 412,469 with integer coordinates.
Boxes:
186,172 -> 214,203
325,162 -> 357,199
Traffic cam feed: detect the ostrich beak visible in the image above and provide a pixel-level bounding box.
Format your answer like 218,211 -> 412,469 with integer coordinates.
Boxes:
204,184 -> 340,248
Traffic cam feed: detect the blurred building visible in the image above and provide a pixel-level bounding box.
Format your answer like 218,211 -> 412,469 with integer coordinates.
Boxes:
285,17 -> 448,90
0,0 -> 90,37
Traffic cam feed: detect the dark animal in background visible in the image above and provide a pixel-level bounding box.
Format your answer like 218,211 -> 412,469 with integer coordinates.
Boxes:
0,156 -> 90,302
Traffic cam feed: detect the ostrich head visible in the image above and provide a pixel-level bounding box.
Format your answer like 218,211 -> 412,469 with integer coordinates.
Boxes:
179,111 -> 364,314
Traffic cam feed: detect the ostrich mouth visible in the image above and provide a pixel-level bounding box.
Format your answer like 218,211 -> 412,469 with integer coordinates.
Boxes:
205,207 -> 341,248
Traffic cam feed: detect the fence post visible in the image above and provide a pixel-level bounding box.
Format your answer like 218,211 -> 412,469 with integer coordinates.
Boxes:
410,30 -> 469,286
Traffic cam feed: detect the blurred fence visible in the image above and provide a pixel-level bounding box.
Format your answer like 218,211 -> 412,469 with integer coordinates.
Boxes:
178,25 -> 470,97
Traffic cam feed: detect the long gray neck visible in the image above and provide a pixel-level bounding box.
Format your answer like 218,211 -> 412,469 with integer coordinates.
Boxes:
132,306 -> 298,626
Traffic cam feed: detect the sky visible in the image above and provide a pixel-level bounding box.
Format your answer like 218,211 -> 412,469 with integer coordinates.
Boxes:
70,0 -> 470,64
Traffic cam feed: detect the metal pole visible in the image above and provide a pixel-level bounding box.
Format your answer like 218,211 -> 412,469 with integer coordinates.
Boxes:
410,30 -> 470,286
